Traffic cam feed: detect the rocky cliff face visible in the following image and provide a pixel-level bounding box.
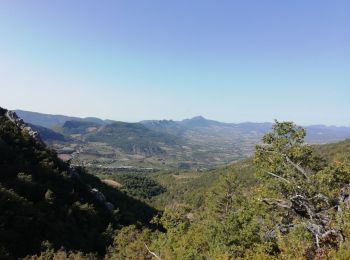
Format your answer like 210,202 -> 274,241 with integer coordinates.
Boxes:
1,108 -> 43,144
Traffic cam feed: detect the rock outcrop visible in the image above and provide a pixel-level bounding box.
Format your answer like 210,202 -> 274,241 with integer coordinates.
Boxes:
4,109 -> 44,144
91,187 -> 115,212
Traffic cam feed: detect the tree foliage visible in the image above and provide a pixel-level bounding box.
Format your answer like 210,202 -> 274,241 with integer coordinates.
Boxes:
254,121 -> 350,257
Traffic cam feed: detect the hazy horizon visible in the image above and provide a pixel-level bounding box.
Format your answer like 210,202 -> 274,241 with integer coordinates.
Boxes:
1,1 -> 349,125
10,108 -> 350,128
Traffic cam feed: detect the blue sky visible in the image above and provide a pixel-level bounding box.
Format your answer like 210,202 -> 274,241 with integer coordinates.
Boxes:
0,1 -> 349,125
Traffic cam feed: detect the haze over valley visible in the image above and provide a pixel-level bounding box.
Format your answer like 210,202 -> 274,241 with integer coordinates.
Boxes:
16,109 -> 350,171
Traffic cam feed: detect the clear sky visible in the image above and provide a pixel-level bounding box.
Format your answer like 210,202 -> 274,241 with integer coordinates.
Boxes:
0,1 -> 349,125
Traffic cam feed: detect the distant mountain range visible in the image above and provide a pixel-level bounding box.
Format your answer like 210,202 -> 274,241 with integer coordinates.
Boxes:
15,109 -> 114,129
15,109 -> 350,169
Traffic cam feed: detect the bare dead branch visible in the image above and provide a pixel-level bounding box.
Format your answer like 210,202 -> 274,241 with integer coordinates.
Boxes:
266,171 -> 291,184
263,150 -> 309,179
315,234 -> 320,248
308,194 -> 330,206
145,243 -> 162,260
285,156 -> 309,179
265,224 -> 295,240
262,198 -> 292,209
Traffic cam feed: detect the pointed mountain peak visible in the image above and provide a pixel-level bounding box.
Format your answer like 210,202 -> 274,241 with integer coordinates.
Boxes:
181,115 -> 223,127
190,116 -> 207,121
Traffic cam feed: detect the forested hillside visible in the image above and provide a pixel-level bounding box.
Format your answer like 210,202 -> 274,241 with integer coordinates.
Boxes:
314,139 -> 350,163
0,108 -> 158,259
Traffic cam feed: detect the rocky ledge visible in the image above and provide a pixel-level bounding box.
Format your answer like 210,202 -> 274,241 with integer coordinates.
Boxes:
3,109 -> 43,144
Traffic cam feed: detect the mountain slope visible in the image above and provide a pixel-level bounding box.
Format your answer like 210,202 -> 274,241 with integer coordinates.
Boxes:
313,138 -> 350,162
180,115 -> 226,128
0,108 -> 157,258
60,120 -> 102,135
28,123 -> 66,142
86,122 -> 182,155
15,110 -> 111,129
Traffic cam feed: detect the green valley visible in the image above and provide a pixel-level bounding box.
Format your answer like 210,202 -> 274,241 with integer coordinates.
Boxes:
16,110 -> 350,172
